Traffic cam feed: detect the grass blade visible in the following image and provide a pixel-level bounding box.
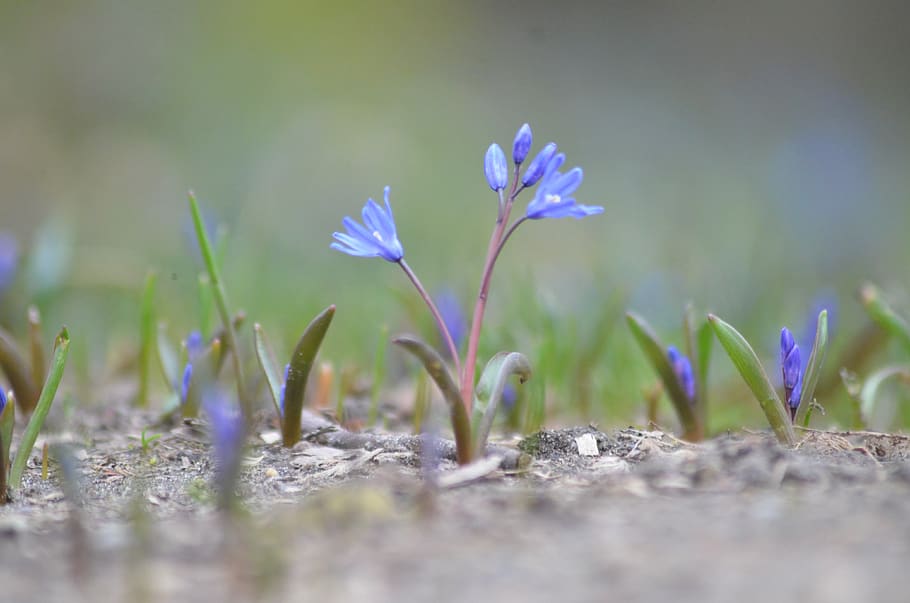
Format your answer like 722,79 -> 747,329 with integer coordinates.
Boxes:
188,191 -> 247,419
253,323 -> 284,424
0,326 -> 39,415
859,283 -> 910,354
707,314 -> 795,446
137,271 -> 157,408
9,327 -> 70,491
1,393 -> 14,471
626,312 -> 702,440
472,351 -> 531,457
795,310 -> 828,426
282,305 -> 335,446
393,335 -> 472,464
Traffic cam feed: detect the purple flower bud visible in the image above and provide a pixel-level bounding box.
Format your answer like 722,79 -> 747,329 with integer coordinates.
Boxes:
780,327 -> 802,416
521,142 -> 557,187
512,123 -> 533,165
484,143 -> 508,192
0,388 -> 7,416
203,387 -> 245,503
667,346 -> 696,401
186,330 -> 204,361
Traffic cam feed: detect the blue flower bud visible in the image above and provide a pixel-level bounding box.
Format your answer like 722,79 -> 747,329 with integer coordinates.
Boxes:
667,346 -> 696,401
780,327 -> 802,416
279,363 -> 290,415
0,233 -> 19,294
186,330 -> 204,360
484,143 -> 508,192
0,387 -> 7,416
512,123 -> 532,165
521,142 -> 557,187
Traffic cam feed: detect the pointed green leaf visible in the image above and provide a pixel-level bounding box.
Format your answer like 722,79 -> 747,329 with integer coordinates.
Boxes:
156,322 -> 180,394
795,310 -> 828,426
393,335 -> 472,464
282,305 -> 335,447
859,283 -> 910,354
708,314 -> 795,446
10,327 -> 70,491
626,312 -> 702,440
472,351 -> 531,457
137,271 -> 157,408
1,392 -> 14,469
253,323 -> 284,424
188,191 -> 247,419
0,327 -> 39,415
858,364 -> 910,427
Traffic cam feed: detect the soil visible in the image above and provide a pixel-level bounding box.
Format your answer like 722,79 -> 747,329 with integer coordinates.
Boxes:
1,411 -> 909,603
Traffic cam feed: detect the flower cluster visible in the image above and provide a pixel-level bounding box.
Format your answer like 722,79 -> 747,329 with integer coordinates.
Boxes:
780,327 -> 802,419
667,346 -> 695,401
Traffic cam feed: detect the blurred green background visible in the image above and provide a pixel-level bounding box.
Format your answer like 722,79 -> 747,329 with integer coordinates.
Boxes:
2,1 -> 909,431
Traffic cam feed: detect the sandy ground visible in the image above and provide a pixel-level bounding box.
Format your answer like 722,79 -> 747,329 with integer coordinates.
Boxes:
1,421 -> 909,603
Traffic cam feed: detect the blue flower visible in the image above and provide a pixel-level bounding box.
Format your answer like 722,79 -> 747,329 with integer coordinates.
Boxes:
667,346 -> 696,401
0,387 -> 7,416
521,142 -> 557,187
203,388 -> 245,502
525,154 -> 604,220
512,123 -> 533,165
331,186 -> 404,262
484,143 -> 508,192
780,327 -> 802,417
186,330 -> 204,360
0,233 -> 19,294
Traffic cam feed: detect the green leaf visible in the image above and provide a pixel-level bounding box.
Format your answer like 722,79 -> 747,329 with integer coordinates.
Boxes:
795,310 -> 828,426
859,283 -> 910,354
137,271 -> 157,408
1,392 -> 14,471
626,312 -> 702,440
858,364 -> 910,427
253,323 -> 284,425
281,305 -> 335,447
707,314 -> 795,446
10,327 -> 70,491
156,323 -> 180,395
188,191 -> 247,419
0,326 -> 39,415
472,351 -> 531,457
393,335 -> 472,464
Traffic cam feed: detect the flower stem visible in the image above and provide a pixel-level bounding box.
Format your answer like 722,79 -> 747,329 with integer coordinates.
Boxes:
399,260 -> 462,380
461,168 -> 524,413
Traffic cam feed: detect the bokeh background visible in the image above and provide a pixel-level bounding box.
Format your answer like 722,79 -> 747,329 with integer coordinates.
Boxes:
2,0 -> 909,431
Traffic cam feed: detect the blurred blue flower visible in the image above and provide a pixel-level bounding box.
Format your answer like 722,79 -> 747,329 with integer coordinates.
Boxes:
780,327 -> 802,417
521,142 -> 558,187
525,154 -> 603,220
800,293 -> 837,374
484,143 -> 508,192
279,363 -> 290,415
512,123 -> 533,165
435,288 -> 467,353
667,346 -> 695,401
501,382 -> 518,411
331,186 -> 404,263
0,233 -> 19,294
186,330 -> 204,360
203,387 -> 245,498
0,387 -> 7,416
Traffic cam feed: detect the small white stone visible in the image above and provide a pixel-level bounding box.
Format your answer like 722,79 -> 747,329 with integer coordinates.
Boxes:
575,433 -> 600,456
259,430 -> 282,444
